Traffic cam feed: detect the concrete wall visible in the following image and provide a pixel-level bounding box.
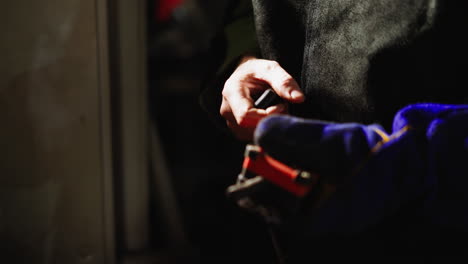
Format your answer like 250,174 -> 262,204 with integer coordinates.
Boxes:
0,0 -> 114,263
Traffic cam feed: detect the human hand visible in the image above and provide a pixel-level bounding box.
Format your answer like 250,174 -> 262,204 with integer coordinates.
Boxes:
220,57 -> 305,141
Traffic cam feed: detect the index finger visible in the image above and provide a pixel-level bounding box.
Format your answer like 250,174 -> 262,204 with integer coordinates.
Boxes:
225,90 -> 268,127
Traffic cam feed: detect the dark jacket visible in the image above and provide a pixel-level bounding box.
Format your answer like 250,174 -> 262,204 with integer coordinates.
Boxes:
252,0 -> 468,130
202,0 -> 468,132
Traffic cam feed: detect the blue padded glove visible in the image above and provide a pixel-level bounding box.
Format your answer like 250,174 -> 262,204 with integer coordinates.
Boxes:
253,103 -> 468,237
254,117 -> 386,185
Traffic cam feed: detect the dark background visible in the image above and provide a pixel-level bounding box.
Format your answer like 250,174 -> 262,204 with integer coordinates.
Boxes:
146,0 -> 276,262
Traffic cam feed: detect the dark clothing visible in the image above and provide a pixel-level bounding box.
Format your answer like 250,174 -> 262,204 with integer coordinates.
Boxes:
252,0 -> 468,130
245,1 -> 468,260
199,0 -> 468,262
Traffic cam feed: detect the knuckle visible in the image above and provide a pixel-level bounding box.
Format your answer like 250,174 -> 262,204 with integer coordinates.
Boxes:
222,78 -> 239,96
219,101 -> 230,117
219,106 -> 227,117
221,88 -> 228,98
222,82 -> 231,96
240,59 -> 253,68
264,60 -> 280,70
278,75 -> 295,88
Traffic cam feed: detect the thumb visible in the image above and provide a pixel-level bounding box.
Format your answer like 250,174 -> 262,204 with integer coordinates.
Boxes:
255,60 -> 305,103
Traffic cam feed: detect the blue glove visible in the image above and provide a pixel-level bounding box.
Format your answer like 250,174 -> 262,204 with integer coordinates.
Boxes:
253,103 -> 468,237
254,116 -> 386,185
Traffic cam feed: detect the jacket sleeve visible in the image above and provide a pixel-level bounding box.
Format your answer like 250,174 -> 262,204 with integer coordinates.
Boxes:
199,0 -> 260,134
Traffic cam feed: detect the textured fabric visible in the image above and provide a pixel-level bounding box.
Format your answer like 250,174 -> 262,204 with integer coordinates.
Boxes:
253,103 -> 468,257
251,0 -> 468,129
199,1 -> 468,132
255,117 -> 385,184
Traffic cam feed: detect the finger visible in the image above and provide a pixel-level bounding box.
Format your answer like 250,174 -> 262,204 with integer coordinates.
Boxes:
254,60 -> 305,103
223,102 -> 254,141
236,108 -> 268,127
221,95 -> 267,128
265,103 -> 288,115
220,98 -> 234,120
226,120 -> 255,142
222,77 -> 254,120
224,87 -> 269,126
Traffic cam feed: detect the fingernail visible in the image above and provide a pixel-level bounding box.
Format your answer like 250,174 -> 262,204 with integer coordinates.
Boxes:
266,104 -> 285,114
290,90 -> 304,100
